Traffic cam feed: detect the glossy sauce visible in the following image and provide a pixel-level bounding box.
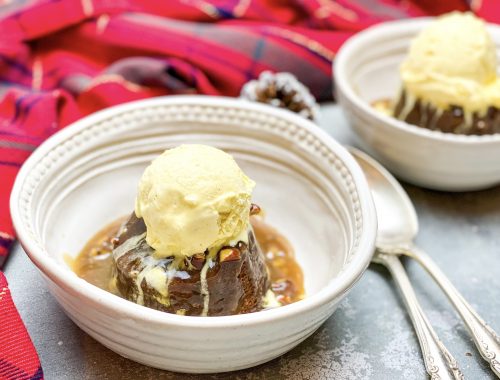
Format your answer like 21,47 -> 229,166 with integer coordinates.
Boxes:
73,216 -> 304,308
372,98 -> 393,115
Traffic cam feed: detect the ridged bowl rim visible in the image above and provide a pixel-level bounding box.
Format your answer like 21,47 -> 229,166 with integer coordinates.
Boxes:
10,95 -> 376,329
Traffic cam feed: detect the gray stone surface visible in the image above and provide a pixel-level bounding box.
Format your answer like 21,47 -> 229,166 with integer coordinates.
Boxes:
4,104 -> 500,379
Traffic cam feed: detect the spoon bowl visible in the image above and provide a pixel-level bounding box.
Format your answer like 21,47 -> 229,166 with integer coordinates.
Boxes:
349,148 -> 418,248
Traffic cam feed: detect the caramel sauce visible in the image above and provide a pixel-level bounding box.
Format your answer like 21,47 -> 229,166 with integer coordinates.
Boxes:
72,217 -> 126,296
251,216 -> 304,305
73,216 -> 304,308
372,98 -> 393,115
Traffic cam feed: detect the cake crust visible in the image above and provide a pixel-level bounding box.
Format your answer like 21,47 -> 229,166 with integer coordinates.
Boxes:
113,213 -> 270,316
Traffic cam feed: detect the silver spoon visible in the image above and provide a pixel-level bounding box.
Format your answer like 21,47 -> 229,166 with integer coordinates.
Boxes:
350,147 -> 500,379
349,149 -> 463,379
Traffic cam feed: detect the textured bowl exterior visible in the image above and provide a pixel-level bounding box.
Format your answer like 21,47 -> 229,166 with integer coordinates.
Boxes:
334,18 -> 500,191
11,96 -> 376,373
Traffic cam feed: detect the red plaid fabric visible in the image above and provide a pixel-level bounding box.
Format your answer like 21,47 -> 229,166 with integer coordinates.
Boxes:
0,273 -> 43,380
1,0 -> 499,378
3,0 -> 500,267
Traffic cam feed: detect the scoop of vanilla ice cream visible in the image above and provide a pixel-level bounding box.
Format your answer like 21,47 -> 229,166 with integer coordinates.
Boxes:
400,12 -> 500,113
135,144 -> 255,258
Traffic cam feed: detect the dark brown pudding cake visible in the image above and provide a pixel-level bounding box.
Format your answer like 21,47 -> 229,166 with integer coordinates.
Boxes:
112,212 -> 270,317
73,209 -> 305,316
393,90 -> 500,135
73,145 -> 305,317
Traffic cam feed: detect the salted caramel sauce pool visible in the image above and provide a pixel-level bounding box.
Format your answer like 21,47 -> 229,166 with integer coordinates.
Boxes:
72,215 -> 304,309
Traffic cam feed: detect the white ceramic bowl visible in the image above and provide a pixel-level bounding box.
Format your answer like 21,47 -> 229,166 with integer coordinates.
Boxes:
334,18 -> 500,191
11,96 -> 376,373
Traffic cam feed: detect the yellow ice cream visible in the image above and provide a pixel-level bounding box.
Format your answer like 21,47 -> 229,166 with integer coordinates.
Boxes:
135,144 -> 255,258
400,12 -> 500,114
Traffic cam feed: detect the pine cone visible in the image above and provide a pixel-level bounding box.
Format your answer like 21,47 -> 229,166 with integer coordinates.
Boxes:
240,71 -> 319,122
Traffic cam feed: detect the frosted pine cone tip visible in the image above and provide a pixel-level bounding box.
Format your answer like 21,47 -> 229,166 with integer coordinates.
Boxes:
240,71 -> 319,122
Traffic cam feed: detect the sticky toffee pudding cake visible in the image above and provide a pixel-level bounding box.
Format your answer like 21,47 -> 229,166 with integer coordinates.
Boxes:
73,145 -> 304,316
374,12 -> 500,135
111,211 -> 269,316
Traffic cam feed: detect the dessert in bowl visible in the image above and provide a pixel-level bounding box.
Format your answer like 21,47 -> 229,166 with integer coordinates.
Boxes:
334,12 -> 500,191
75,144 -> 304,316
383,13 -> 500,136
10,96 -> 376,373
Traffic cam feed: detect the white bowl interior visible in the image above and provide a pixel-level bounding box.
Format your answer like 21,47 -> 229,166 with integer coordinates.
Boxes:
44,148 -> 346,296
28,101 -> 361,300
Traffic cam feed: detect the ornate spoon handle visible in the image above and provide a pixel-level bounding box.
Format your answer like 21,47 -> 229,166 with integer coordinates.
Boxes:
373,252 -> 464,380
392,245 -> 500,378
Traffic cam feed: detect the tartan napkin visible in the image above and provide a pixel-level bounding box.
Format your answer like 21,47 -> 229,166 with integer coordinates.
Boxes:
0,273 -> 43,380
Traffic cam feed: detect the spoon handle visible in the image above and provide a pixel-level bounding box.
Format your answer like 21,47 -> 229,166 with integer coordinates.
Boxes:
396,245 -> 500,378
374,252 -> 464,380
